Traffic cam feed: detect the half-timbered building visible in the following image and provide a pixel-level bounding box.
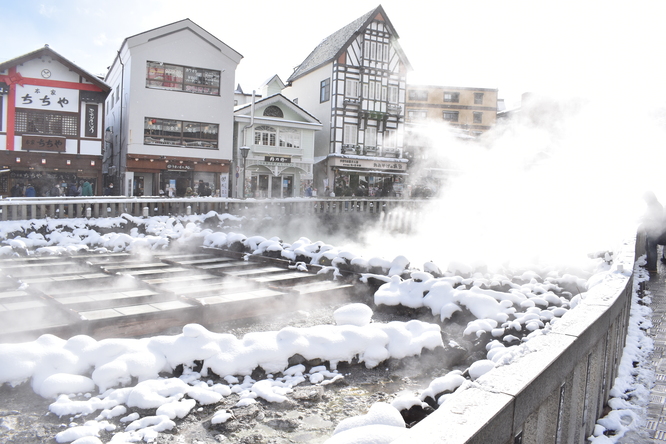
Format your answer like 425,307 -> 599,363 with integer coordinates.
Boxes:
285,5 -> 412,197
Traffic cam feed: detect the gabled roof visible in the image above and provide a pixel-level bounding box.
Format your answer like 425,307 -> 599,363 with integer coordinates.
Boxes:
287,5 -> 411,83
234,93 -> 321,125
107,18 -> 242,78
259,74 -> 286,91
0,45 -> 110,92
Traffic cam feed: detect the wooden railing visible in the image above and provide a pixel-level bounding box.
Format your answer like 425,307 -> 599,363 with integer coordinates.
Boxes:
0,196 -> 428,223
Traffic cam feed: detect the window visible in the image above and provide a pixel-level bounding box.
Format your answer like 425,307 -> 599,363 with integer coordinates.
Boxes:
365,127 -> 377,147
254,125 -> 277,146
263,106 -> 284,118
279,128 -> 301,149
344,124 -> 357,145
384,129 -> 397,148
473,112 -> 483,124
408,90 -> 428,101
144,117 -> 218,148
443,111 -> 459,122
346,79 -> 359,98
474,93 -> 484,105
389,86 -> 399,103
443,92 -> 460,103
146,61 -> 220,96
407,110 -> 427,121
320,78 -> 330,103
15,109 -> 78,136
364,40 -> 389,62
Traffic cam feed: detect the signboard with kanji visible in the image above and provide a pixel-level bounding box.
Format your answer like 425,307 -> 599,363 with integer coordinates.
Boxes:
14,84 -> 79,113
21,135 -> 66,152
264,156 -> 292,163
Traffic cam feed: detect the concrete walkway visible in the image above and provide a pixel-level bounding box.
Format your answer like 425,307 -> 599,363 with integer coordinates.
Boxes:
643,260 -> 666,442
620,259 -> 666,443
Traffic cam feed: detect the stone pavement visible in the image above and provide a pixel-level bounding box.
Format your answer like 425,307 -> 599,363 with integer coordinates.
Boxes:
640,259 -> 666,441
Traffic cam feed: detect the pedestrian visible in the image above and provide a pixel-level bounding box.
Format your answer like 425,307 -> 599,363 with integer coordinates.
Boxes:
641,191 -> 666,272
197,180 -> 206,196
25,183 -> 36,197
104,183 -> 115,196
185,187 -> 194,197
10,183 -> 23,197
67,183 -> 78,196
81,181 -> 93,196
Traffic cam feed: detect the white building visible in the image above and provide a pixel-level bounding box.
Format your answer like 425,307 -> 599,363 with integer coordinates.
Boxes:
104,19 -> 242,197
284,5 -> 412,197
0,46 -> 109,196
233,75 -> 322,198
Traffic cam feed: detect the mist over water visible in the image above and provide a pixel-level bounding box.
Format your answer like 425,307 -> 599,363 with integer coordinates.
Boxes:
348,95 -> 666,272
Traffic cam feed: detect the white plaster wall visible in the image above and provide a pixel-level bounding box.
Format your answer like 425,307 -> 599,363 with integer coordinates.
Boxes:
123,28 -> 239,161
284,64 -> 333,158
80,139 -> 101,155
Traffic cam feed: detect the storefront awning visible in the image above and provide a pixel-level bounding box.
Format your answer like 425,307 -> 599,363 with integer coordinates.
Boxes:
336,168 -> 408,176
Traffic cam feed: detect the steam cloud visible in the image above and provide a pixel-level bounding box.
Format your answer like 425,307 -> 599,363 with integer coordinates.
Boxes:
351,94 -> 666,272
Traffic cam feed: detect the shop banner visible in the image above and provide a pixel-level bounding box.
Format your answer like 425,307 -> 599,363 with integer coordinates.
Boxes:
15,84 -> 79,113
21,135 -> 66,152
219,173 -> 229,197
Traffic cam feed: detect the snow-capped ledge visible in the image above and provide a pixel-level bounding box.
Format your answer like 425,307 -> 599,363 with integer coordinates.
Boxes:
392,235 -> 639,444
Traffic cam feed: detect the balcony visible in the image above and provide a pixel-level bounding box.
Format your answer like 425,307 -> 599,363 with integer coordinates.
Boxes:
387,104 -> 402,116
343,98 -> 360,107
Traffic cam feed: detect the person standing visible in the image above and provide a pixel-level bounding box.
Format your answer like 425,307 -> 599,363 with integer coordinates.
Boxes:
641,191 -> 666,272
24,184 -> 36,197
104,183 -> 115,196
82,181 -> 93,196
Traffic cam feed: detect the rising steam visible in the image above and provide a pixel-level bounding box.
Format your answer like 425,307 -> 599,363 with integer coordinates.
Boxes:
353,94 -> 666,272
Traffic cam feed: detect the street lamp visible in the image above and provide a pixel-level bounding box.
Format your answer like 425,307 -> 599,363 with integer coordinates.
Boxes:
239,146 -> 250,199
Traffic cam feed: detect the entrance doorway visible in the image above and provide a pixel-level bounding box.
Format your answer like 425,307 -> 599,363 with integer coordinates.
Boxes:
282,175 -> 293,197
271,176 -> 280,198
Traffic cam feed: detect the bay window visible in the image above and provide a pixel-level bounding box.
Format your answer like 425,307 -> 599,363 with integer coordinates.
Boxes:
144,117 -> 218,148
255,125 -> 277,146
146,61 -> 220,96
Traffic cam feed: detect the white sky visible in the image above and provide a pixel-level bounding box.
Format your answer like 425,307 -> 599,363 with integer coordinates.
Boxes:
4,0 -> 666,109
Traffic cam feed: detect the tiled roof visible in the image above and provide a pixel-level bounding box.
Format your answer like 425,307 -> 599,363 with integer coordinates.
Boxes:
287,6 -> 380,83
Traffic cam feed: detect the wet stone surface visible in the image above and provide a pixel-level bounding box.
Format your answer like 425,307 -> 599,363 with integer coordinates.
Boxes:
0,302 -> 465,444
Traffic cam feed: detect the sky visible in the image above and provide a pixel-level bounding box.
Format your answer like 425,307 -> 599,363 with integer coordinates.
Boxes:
4,0 -> 666,109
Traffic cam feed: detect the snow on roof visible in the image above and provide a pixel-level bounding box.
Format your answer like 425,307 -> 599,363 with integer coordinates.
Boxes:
287,5 -> 411,83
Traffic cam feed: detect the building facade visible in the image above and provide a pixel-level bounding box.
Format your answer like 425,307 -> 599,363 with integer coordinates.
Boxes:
403,85 -> 498,195
233,83 -> 322,198
405,84 -> 498,138
284,5 -> 412,197
104,19 -> 242,197
0,46 -> 109,197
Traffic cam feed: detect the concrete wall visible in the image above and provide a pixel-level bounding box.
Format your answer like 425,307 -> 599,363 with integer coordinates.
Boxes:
392,236 -> 639,444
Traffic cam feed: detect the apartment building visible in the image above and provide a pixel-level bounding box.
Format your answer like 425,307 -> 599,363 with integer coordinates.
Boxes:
405,85 -> 498,137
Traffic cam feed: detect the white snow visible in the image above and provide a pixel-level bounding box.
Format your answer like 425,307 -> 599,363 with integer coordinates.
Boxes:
0,213 -> 653,443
